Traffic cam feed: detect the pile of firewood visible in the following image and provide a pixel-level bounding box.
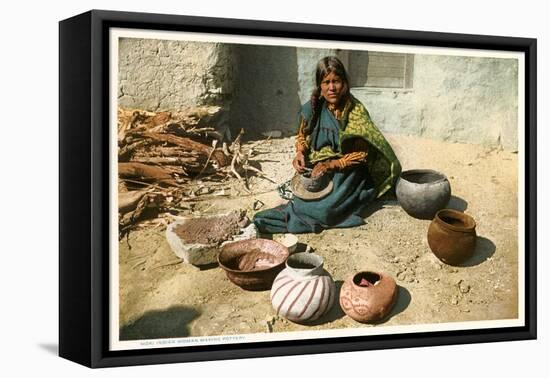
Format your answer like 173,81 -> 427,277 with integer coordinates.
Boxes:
117,106 -> 272,238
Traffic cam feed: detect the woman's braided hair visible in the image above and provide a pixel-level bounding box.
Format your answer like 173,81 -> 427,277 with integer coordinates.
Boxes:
309,56 -> 351,129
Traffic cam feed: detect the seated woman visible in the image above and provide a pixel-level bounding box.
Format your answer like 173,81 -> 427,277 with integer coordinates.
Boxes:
253,56 -> 401,234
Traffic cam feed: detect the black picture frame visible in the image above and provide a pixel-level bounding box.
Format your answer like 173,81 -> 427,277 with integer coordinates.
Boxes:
59,9 -> 537,368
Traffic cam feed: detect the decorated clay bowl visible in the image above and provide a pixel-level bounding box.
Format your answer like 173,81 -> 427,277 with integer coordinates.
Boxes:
218,239 -> 289,291
339,271 -> 398,323
396,169 -> 451,220
270,252 -> 335,323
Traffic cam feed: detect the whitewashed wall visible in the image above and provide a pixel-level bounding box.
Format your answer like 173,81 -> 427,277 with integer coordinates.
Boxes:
118,39 -> 518,150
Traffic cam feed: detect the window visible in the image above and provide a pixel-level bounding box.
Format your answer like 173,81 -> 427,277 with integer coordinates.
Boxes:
340,51 -> 414,89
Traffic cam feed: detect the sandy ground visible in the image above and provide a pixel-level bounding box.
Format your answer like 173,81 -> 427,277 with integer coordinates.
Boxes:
118,134 -> 519,340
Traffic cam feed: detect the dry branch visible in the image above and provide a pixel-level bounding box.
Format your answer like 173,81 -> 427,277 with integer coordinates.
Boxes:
130,157 -> 198,166
119,190 -> 149,214
116,106 -> 274,236
143,132 -> 228,167
119,162 -> 177,186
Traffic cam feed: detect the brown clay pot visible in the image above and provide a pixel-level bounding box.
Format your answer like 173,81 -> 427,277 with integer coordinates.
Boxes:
218,239 -> 289,291
427,209 -> 477,265
339,271 -> 398,323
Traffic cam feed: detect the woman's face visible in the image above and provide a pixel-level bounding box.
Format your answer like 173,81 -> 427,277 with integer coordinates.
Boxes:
320,72 -> 344,105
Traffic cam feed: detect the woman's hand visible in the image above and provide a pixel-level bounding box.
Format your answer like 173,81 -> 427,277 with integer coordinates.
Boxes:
311,159 -> 342,178
311,161 -> 330,178
292,151 -> 307,173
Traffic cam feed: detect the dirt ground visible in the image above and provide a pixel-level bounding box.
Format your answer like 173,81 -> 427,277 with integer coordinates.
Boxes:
118,134 -> 519,341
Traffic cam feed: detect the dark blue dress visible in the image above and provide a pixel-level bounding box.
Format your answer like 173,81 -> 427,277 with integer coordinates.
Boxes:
253,101 -> 377,234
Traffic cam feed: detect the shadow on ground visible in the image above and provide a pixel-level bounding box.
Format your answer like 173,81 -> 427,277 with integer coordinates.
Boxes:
360,200 -> 394,218
120,306 -> 200,341
447,195 -> 468,212
198,262 -> 219,271
38,343 -> 58,355
294,242 -> 308,253
459,236 -> 496,267
371,285 -> 412,325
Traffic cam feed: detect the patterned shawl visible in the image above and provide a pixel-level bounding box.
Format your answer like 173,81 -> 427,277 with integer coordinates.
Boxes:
300,96 -> 402,198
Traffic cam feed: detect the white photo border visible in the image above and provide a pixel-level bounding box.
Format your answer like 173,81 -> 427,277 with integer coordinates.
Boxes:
109,27 -> 526,352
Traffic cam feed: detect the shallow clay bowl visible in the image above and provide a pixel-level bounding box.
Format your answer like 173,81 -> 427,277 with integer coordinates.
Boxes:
274,233 -> 299,254
218,239 -> 289,291
300,170 -> 330,192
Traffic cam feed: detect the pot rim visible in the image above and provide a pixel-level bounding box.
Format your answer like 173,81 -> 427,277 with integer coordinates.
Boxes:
218,239 -> 289,274
434,209 -> 476,232
351,271 -> 383,288
399,169 -> 448,185
285,252 -> 324,274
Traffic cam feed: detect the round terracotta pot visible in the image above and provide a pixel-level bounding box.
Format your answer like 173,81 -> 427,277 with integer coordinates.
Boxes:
396,169 -> 451,220
427,209 -> 477,265
340,271 -> 398,323
270,252 -> 336,323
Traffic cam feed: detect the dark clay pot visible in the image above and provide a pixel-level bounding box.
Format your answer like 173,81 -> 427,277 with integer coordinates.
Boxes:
427,209 -> 477,265
339,271 -> 398,323
396,169 -> 451,220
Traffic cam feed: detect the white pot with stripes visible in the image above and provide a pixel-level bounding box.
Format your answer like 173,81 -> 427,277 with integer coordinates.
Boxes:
270,252 -> 335,323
